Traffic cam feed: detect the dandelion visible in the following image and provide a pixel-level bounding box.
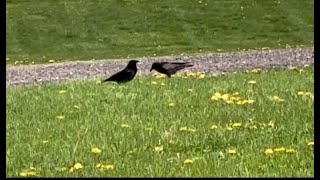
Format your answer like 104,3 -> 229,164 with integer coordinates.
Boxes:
232,123 -> 242,128
59,90 -> 67,94
285,148 -> 296,153
227,149 -> 237,154
248,80 -> 256,84
214,92 -> 222,98
251,68 -> 262,73
226,126 -> 233,131
271,96 -> 285,102
233,92 -> 240,96
121,124 -> 129,128
221,94 -> 229,101
225,100 -> 234,104
160,83 -> 165,86
187,128 -> 196,132
155,74 -> 166,79
187,89 -> 193,92
56,115 -> 65,120
198,74 -> 205,79
20,172 -> 37,177
264,148 -> 274,155
97,164 -> 114,171
151,81 -> 157,85
211,96 -> 219,101
247,99 -> 255,104
48,60 -> 55,63
210,125 -> 218,129
42,140 -> 49,144
55,167 -> 67,172
154,145 -> 164,153
179,127 -> 188,131
91,147 -> 102,154
168,103 -> 175,107
183,159 -> 193,164
73,163 -> 83,170
73,105 -> 80,109
307,141 -> 314,146
273,147 -> 285,152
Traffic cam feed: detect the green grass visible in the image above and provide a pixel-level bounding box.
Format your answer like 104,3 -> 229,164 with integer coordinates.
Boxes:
6,67 -> 314,177
6,0 -> 314,65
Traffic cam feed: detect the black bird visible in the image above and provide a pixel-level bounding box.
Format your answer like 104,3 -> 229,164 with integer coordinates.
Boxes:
150,62 -> 194,77
102,60 -> 139,84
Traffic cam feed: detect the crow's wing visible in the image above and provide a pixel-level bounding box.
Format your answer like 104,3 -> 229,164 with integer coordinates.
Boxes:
162,62 -> 193,73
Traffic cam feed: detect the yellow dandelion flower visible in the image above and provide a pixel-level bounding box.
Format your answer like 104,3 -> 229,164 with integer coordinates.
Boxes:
187,89 -> 193,92
183,159 -> 193,164
55,167 -> 67,172
20,172 -> 37,177
211,96 -> 219,101
187,128 -> 196,132
186,72 -> 195,77
251,69 -> 262,73
225,100 -> 234,104
168,103 -> 175,107
210,125 -> 218,129
179,127 -> 188,131
154,145 -> 164,153
221,94 -> 229,101
247,99 -> 255,104
48,60 -> 55,63
160,83 -> 165,86
236,100 -> 245,105
42,140 -> 49,144
59,90 -> 67,94
198,74 -> 205,79
273,147 -> 285,152
214,92 -> 222,98
285,148 -> 296,153
73,105 -> 80,109
151,81 -> 158,85
121,124 -> 129,128
307,141 -> 314,146
29,167 -> 36,170
101,164 -> 114,170
264,148 -> 274,155
233,92 -> 240,96
69,167 -> 74,172
297,91 -> 305,95
226,126 -> 233,131
227,149 -> 237,154
155,74 -> 166,79
232,123 -> 242,128
271,96 -> 284,102
248,80 -> 256,84
299,69 -> 304,73
73,163 -> 83,170
56,115 -> 65,120
91,147 -> 102,154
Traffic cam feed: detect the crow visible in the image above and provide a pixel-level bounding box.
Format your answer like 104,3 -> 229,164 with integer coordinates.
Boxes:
102,60 -> 139,84
150,62 -> 194,77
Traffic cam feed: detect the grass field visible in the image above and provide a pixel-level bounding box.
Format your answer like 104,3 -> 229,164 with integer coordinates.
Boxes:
6,67 -> 314,177
6,0 -> 314,65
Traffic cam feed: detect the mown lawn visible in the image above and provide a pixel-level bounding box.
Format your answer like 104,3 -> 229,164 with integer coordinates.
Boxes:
6,67 -> 314,177
6,0 -> 314,65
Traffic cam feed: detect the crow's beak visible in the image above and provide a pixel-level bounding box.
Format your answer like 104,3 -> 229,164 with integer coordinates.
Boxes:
150,68 -> 153,72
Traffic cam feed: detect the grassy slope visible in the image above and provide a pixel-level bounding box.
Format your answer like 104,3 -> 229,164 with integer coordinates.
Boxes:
6,67 -> 314,177
6,0 -> 314,65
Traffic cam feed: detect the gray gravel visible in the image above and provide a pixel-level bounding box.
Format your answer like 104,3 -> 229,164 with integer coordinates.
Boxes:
6,47 -> 314,88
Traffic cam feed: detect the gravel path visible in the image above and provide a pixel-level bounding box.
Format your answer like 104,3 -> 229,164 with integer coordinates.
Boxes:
6,47 -> 314,88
